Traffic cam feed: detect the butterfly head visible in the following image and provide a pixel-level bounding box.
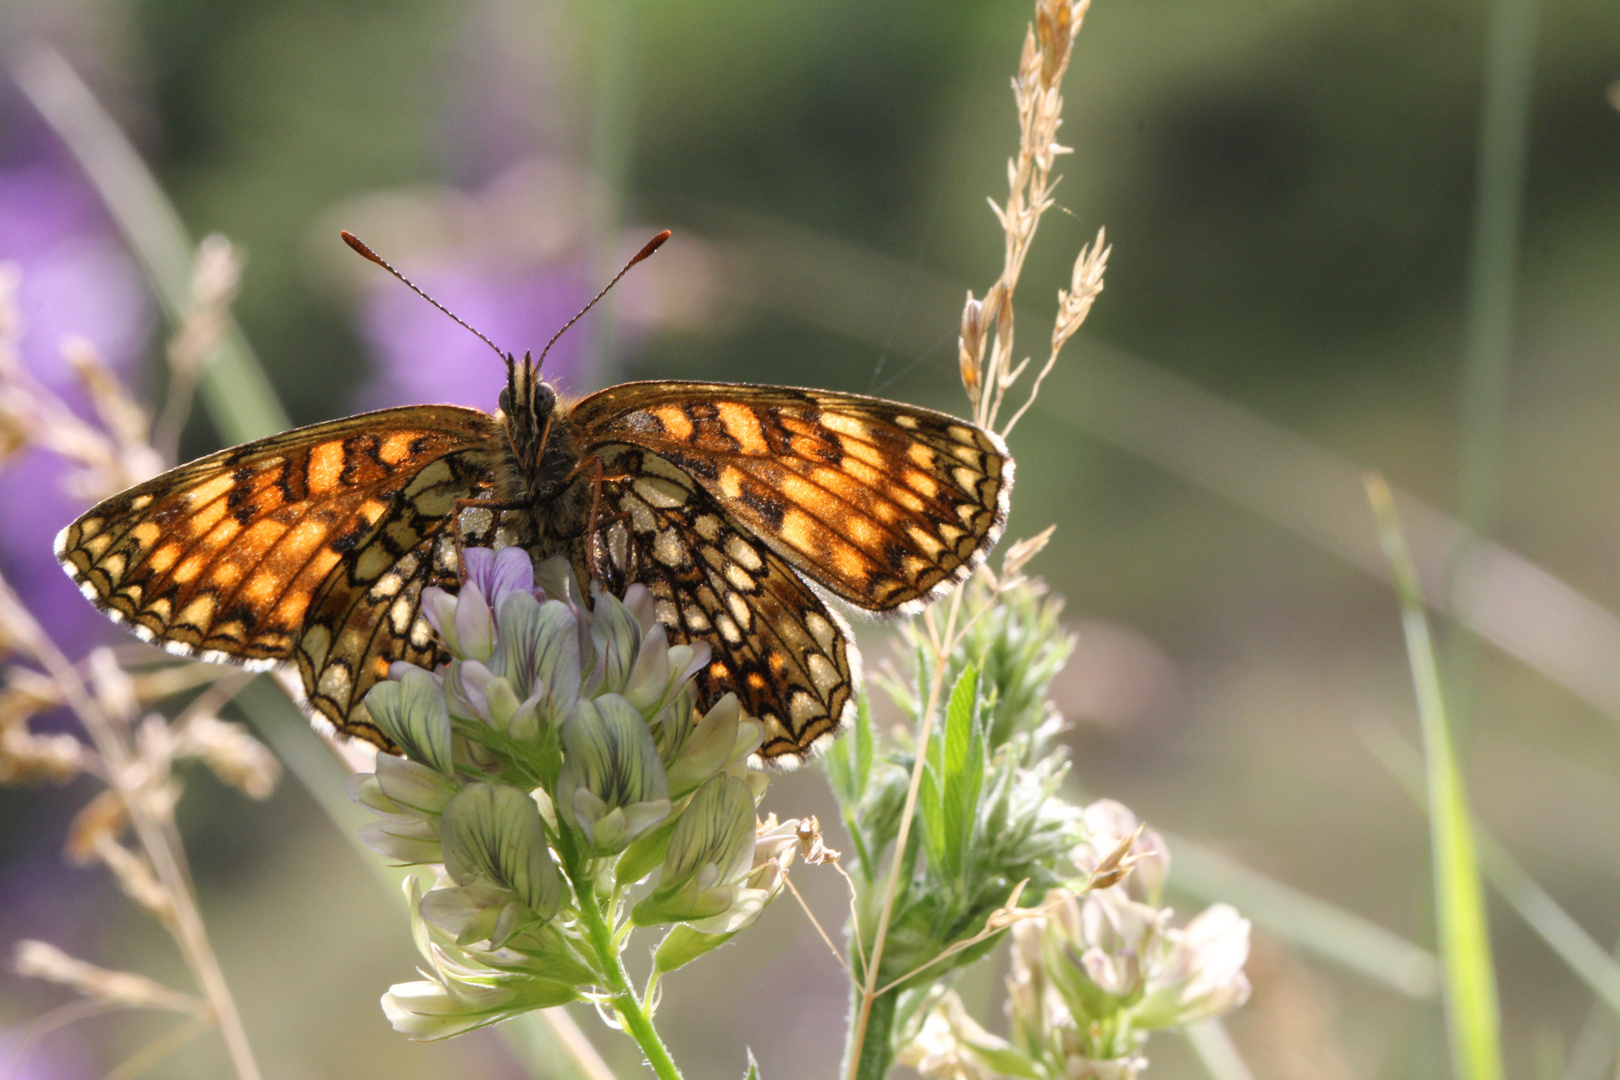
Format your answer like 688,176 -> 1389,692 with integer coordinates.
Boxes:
499,349 -> 563,476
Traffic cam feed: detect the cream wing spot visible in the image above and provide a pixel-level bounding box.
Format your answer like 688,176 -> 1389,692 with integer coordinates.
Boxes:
724,563 -> 754,593
184,473 -> 235,509
177,595 -> 215,628
318,661 -> 352,702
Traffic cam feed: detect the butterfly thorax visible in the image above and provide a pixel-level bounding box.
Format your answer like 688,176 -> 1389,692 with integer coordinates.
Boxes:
495,355 -> 591,553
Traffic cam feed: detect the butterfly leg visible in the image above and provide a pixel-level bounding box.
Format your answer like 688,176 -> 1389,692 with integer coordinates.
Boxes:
581,458 -> 637,536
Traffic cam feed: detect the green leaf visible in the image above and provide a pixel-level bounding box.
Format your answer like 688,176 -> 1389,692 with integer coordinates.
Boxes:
1368,475 -> 1502,1080
940,665 -> 981,881
822,717 -> 855,807
854,694 -> 874,802
653,923 -> 737,975
916,758 -> 945,875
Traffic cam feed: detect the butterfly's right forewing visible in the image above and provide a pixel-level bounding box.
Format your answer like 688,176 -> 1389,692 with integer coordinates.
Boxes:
57,405 -> 509,742
571,381 -> 1012,616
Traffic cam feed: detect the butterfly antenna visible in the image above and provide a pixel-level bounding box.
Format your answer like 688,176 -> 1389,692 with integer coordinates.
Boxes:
534,229 -> 671,371
340,230 -> 510,364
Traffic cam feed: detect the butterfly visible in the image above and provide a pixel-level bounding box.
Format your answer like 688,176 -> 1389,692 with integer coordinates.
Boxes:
55,233 -> 1013,764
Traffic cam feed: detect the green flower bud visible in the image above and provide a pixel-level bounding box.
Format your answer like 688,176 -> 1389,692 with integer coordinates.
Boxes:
624,631 -> 710,718
650,812 -> 800,971
588,586 -> 643,693
382,974 -> 582,1040
490,592 -> 581,727
438,783 -> 562,927
359,813 -> 442,865
365,667 -> 454,775
532,555 -> 583,609
420,880 -> 519,947
349,753 -> 458,817
664,692 -> 742,797
632,774 -> 755,926
651,923 -> 729,976
384,876 -> 579,1040
556,695 -> 671,856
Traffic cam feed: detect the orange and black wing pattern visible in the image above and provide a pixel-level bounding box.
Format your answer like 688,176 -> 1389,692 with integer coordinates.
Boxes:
55,405 -> 506,743
585,444 -> 857,764
570,381 -> 1012,616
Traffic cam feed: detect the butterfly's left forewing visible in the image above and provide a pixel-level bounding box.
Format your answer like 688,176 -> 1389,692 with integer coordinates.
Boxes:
57,405 -> 509,743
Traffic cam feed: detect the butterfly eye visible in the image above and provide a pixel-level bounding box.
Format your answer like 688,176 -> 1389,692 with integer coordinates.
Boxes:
498,386 -> 514,415
533,382 -> 557,415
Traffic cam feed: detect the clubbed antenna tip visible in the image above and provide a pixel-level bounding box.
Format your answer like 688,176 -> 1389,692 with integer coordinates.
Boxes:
339,230 -> 509,364
534,229 -> 674,371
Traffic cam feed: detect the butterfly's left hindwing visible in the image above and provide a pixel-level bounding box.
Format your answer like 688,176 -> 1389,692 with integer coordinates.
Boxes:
57,406 -> 508,741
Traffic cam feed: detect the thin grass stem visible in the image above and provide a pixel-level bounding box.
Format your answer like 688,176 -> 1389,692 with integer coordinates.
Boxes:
12,49 -> 288,445
0,581 -> 262,1080
1446,0 -> 1540,733
103,1012 -> 215,1080
1366,473 -> 1503,1080
784,875 -> 854,979
843,584 -> 967,1080
2,999 -> 119,1080
585,0 -> 643,384
1363,723 -> 1620,1019
1164,830 -> 1440,998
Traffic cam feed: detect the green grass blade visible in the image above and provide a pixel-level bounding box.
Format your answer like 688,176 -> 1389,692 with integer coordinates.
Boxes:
231,677 -> 399,893
1446,0 -> 1540,732
1165,830 -> 1439,998
1364,723 -> 1620,1019
13,48 -> 290,444
1367,473 -> 1503,1080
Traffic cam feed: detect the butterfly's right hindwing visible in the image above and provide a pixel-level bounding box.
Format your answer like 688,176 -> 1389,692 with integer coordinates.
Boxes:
585,444 -> 856,764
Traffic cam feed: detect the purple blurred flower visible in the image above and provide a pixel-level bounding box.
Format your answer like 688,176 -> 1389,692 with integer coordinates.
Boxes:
356,259 -> 593,411
0,158 -> 150,654
0,1029 -> 95,1080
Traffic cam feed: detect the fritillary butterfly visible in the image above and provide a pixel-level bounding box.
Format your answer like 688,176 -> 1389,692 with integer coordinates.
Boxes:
56,236 -> 1012,764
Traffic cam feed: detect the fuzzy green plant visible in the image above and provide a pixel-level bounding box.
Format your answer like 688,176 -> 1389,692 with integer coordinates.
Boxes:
824,577 -> 1084,1078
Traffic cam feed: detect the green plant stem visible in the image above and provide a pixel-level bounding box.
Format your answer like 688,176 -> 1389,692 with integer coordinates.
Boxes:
566,845 -> 682,1080
843,586 -> 965,1080
848,986 -> 898,1080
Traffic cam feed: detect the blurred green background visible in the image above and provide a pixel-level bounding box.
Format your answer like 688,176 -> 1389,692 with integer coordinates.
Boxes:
2,0 -> 1619,1077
